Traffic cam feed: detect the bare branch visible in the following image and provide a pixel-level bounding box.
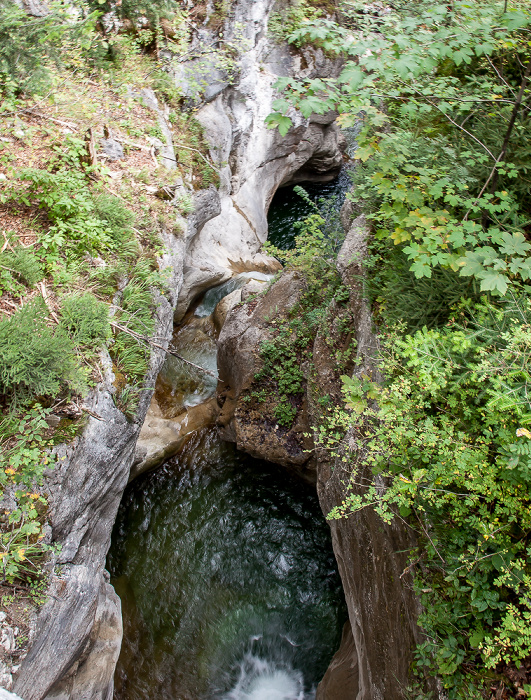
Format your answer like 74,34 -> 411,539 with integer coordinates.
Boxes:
110,321 -> 218,378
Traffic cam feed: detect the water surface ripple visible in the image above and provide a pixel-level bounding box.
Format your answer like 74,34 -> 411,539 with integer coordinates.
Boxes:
108,430 -> 346,700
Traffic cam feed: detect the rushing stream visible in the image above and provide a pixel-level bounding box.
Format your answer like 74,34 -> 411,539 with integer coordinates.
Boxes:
108,430 -> 346,699
108,171 -> 352,699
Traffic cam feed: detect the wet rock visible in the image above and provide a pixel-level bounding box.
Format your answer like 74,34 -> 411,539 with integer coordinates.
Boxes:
174,0 -> 346,319
131,396 -> 220,480
212,287 -> 242,332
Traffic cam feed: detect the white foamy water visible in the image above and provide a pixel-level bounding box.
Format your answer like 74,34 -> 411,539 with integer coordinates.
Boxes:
222,654 -> 311,700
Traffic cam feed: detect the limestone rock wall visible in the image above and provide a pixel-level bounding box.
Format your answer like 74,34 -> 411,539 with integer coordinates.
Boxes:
215,216 -> 423,699
175,0 -> 345,318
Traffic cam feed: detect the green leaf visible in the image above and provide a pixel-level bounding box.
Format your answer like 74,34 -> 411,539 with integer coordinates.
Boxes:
469,630 -> 484,648
265,112 -> 292,136
498,231 -> 531,258
298,94 -> 330,118
339,65 -> 365,90
502,9 -> 531,30
478,270 -> 509,295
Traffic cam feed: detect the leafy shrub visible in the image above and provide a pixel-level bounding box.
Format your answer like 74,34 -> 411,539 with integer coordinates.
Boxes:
93,194 -> 135,247
325,295 -> 531,695
269,1 -> 531,294
0,1 -> 98,97
249,188 -> 347,428
364,239 -> 480,332
1,149 -> 145,270
59,293 -> 111,348
0,299 -> 81,404
274,399 -> 297,427
0,405 -> 57,583
3,167 -> 114,263
268,0 -> 323,44
85,0 -> 174,24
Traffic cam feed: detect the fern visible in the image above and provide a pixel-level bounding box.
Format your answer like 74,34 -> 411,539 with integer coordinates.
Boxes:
59,293 -> 111,349
0,299 -> 83,404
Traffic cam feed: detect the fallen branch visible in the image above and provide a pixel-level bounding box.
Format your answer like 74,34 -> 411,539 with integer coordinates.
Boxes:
19,108 -> 78,131
110,321 -> 218,378
80,407 -> 105,421
173,141 -> 219,173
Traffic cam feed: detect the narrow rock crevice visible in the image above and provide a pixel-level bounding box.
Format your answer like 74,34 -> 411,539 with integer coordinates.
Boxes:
11,1 -> 349,697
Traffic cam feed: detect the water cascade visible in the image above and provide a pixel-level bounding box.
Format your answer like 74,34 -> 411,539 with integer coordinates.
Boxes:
108,173 -> 350,699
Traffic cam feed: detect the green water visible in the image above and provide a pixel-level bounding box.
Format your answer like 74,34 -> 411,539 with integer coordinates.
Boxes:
267,170 -> 351,250
108,430 -> 346,700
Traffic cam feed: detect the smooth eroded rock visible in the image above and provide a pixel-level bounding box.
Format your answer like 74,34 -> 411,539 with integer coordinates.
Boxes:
217,272 -> 316,481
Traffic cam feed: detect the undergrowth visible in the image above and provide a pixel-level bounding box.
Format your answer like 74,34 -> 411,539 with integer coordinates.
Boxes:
267,1 -> 531,696
245,188 -> 350,427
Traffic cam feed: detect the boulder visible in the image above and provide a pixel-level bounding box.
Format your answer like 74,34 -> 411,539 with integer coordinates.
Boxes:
99,138 -> 124,162
217,272 -> 316,481
131,396 -> 219,480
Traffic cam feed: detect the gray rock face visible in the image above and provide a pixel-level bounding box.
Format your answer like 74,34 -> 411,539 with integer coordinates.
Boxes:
131,396 -> 219,481
216,216 -> 423,698
13,307 -> 173,700
311,215 -> 421,699
99,138 -> 124,161
16,0 -> 48,17
174,0 -> 345,319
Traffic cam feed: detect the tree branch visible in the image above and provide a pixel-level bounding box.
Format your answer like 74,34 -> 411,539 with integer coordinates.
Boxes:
110,321 -> 218,378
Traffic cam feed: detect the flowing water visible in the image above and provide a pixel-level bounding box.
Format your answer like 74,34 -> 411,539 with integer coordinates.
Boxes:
108,171 -> 352,698
267,170 -> 351,251
108,430 -> 346,700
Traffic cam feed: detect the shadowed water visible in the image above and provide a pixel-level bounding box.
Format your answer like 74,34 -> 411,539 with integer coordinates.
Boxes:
108,430 -> 346,700
267,170 -> 351,251
154,272 -> 274,417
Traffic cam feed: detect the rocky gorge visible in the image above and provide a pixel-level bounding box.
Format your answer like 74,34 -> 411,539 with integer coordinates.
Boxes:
4,1 -> 422,698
